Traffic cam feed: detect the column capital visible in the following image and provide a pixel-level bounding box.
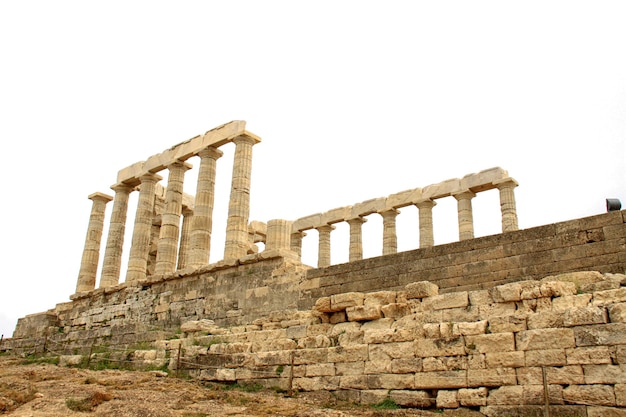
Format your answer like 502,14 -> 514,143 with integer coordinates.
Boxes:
347,216 -> 368,225
378,208 -> 400,218
415,198 -> 437,209
494,177 -> 519,189
139,172 -> 163,183
88,192 -> 113,203
316,224 -> 336,232
233,133 -> 261,146
169,160 -> 193,171
110,183 -> 134,194
198,146 -> 224,160
453,190 -> 477,201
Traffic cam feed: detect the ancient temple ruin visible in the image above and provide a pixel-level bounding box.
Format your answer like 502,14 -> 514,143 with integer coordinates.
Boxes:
5,121 -> 626,416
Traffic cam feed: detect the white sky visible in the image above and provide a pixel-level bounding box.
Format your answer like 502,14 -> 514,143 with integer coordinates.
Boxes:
1,1 -> 624,338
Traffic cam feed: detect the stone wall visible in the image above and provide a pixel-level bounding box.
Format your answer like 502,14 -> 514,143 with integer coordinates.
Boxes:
299,210 -> 626,309
171,271 -> 626,416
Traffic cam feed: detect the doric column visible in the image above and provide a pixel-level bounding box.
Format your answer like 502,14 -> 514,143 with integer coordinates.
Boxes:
316,224 -> 335,268
224,135 -> 260,261
76,192 -> 113,293
379,209 -> 399,256
99,184 -> 132,288
291,230 -> 307,260
416,199 -> 436,248
188,147 -> 223,267
347,217 -> 367,262
177,206 -> 193,270
454,190 -> 476,241
495,178 -> 519,232
155,160 -> 192,275
126,172 -> 162,284
266,219 -> 293,252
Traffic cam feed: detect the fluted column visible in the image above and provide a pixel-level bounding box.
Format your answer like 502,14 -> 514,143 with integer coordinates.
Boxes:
155,160 -> 192,275
188,147 -> 223,267
291,230 -> 306,260
347,217 -> 367,262
99,184 -> 132,288
177,207 -> 193,270
316,224 -> 335,268
416,199 -> 436,248
126,172 -> 162,284
379,209 -> 400,255
76,192 -> 113,293
495,178 -> 519,232
266,219 -> 293,252
224,135 -> 260,261
454,190 -> 476,241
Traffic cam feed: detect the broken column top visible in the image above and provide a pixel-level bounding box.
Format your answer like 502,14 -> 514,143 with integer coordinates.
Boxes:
116,120 -> 261,187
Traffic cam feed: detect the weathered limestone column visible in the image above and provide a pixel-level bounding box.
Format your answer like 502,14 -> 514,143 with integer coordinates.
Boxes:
495,178 -> 519,232
126,172 -> 162,284
454,190 -> 476,241
291,230 -> 306,259
379,209 -> 399,256
155,160 -> 192,275
188,147 -> 223,267
177,206 -> 193,270
347,217 -> 367,262
316,224 -> 335,268
416,199 -> 436,248
99,184 -> 132,288
266,219 -> 293,251
76,192 -> 113,293
224,135 -> 260,261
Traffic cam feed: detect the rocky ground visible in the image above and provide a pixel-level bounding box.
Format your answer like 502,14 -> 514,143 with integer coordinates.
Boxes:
0,355 -> 486,417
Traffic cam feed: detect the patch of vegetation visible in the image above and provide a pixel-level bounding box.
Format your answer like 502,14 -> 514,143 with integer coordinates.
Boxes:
372,398 -> 399,410
65,391 -> 112,412
192,337 -> 224,348
182,413 -> 208,417
275,365 -> 284,375
0,382 -> 37,413
222,382 -> 264,393
128,341 -> 153,351
20,354 -> 59,366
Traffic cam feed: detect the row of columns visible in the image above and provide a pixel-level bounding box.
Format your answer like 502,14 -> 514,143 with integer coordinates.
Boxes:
75,136 -> 258,294
294,179 -> 519,268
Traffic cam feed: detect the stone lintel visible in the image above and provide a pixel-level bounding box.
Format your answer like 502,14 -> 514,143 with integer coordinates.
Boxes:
321,206 -> 353,224
351,197 -> 386,217
461,166 -> 510,192
293,213 -> 322,232
493,177 -> 519,188
422,178 -> 462,200
116,120 -> 250,186
387,187 -> 422,209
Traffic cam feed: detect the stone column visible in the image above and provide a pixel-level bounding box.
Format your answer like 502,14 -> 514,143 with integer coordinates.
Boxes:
188,147 -> 223,267
291,230 -> 306,260
316,224 -> 335,268
416,199 -> 436,248
76,192 -> 113,293
155,160 -> 192,275
99,184 -> 132,288
454,190 -> 476,241
379,209 -> 399,256
347,217 -> 367,262
224,135 -> 260,261
495,178 -> 519,232
266,219 -> 293,252
126,172 -> 162,284
177,206 -> 193,270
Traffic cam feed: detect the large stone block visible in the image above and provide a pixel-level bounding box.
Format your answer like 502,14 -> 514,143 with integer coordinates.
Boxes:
587,406 -> 626,417
563,306 -> 607,327
467,368 -> 517,387
525,349 -> 566,367
583,364 -> 626,384
404,281 -> 439,299
609,303 -> 626,323
465,332 -> 515,354
389,390 -> 433,407
416,336 -> 466,358
515,328 -> 575,350
458,387 -> 488,406
566,346 -> 613,365
327,345 -> 368,363
516,366 -> 584,385
574,323 -> 626,346
485,351 -> 525,369
436,390 -> 459,408
330,292 -> 364,311
414,370 -> 467,389
488,314 -> 527,333
563,384 -> 616,406
423,292 -> 469,310
346,305 -> 382,322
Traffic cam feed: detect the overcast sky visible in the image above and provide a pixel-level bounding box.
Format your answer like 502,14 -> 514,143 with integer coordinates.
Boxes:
1,1 -> 624,338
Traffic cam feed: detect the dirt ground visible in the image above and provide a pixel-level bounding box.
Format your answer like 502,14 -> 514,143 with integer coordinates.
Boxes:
0,355 -> 486,417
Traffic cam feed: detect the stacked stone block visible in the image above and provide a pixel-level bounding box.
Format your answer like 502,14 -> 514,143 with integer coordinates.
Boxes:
172,271 -> 626,415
